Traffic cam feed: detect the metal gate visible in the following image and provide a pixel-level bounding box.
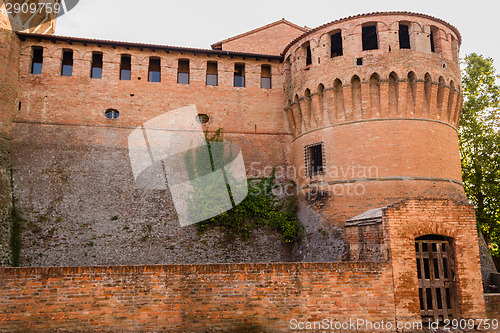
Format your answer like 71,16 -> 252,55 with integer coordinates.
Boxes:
415,237 -> 457,323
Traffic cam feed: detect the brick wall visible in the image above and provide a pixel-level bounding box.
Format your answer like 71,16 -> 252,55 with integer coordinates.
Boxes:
484,294 -> 500,320
282,13 -> 467,227
12,35 -> 297,266
384,199 -> 486,322
0,26 -> 20,265
0,262 -> 396,332
216,20 -> 307,56
12,123 -> 295,266
295,119 -> 467,225
17,37 -> 287,136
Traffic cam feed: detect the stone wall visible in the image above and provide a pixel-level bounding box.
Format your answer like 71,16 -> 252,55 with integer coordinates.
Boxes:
9,35 -> 301,266
0,27 -> 20,266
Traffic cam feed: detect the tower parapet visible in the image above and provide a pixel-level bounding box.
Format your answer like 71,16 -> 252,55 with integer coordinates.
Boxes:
282,12 -> 466,225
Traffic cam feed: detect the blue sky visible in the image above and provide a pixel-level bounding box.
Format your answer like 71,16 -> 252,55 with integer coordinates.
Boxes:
55,0 -> 499,71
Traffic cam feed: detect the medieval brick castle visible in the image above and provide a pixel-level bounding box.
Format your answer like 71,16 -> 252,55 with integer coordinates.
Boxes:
0,3 -> 498,330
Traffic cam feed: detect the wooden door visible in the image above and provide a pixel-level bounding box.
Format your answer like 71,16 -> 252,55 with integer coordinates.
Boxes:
416,238 -> 457,323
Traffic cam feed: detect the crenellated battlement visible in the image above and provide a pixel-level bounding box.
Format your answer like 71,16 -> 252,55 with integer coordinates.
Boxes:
283,12 -> 462,137
285,70 -> 462,137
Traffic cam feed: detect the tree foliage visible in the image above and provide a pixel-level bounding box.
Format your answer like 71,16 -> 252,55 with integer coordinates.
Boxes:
459,53 -> 500,256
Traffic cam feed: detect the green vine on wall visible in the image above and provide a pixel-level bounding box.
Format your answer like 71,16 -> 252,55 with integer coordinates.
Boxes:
190,128 -> 302,242
196,172 -> 301,243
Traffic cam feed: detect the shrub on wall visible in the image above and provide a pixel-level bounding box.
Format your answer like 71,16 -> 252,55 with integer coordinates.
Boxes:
186,128 -> 302,242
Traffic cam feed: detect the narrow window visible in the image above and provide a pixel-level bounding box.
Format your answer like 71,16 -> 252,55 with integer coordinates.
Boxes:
177,59 -> 190,84
148,57 -> 161,82
31,46 -> 43,74
261,65 -> 271,89
451,36 -> 459,64
430,27 -> 438,53
305,44 -> 312,66
61,49 -> 73,76
330,31 -> 343,57
91,52 -> 103,79
206,61 -> 218,86
234,63 -> 245,87
120,55 -> 131,80
362,24 -> 378,51
305,143 -> 325,177
399,23 -> 411,49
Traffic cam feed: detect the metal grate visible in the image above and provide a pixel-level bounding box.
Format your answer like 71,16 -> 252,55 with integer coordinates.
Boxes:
416,239 -> 457,323
305,142 -> 325,177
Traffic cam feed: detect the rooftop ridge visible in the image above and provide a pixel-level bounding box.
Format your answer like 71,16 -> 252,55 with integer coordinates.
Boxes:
16,32 -> 283,60
211,18 -> 309,49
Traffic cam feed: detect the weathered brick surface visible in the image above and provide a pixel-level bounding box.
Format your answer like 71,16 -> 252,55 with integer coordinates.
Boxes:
294,119 -> 466,225
0,25 -> 20,265
345,222 -> 385,261
12,123 -> 295,266
283,13 -> 467,227
12,35 -> 296,265
484,294 -> 500,320
0,262 -> 395,332
213,19 -> 308,56
383,199 -> 486,322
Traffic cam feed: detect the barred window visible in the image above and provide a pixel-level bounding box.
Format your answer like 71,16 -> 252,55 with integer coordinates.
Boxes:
305,142 -> 325,177
362,24 -> 378,51
399,23 -> 411,49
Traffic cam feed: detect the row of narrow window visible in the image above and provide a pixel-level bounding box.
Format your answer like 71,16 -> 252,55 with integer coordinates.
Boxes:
303,23 -> 440,66
30,48 -> 272,89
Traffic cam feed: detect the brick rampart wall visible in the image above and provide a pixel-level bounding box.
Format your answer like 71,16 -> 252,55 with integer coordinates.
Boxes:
0,262 -> 396,332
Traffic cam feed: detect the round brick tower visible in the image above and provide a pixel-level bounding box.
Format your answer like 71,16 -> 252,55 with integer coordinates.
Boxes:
283,12 -> 465,225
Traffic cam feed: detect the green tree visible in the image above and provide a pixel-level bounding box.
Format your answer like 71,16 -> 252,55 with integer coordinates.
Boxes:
459,53 -> 500,256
